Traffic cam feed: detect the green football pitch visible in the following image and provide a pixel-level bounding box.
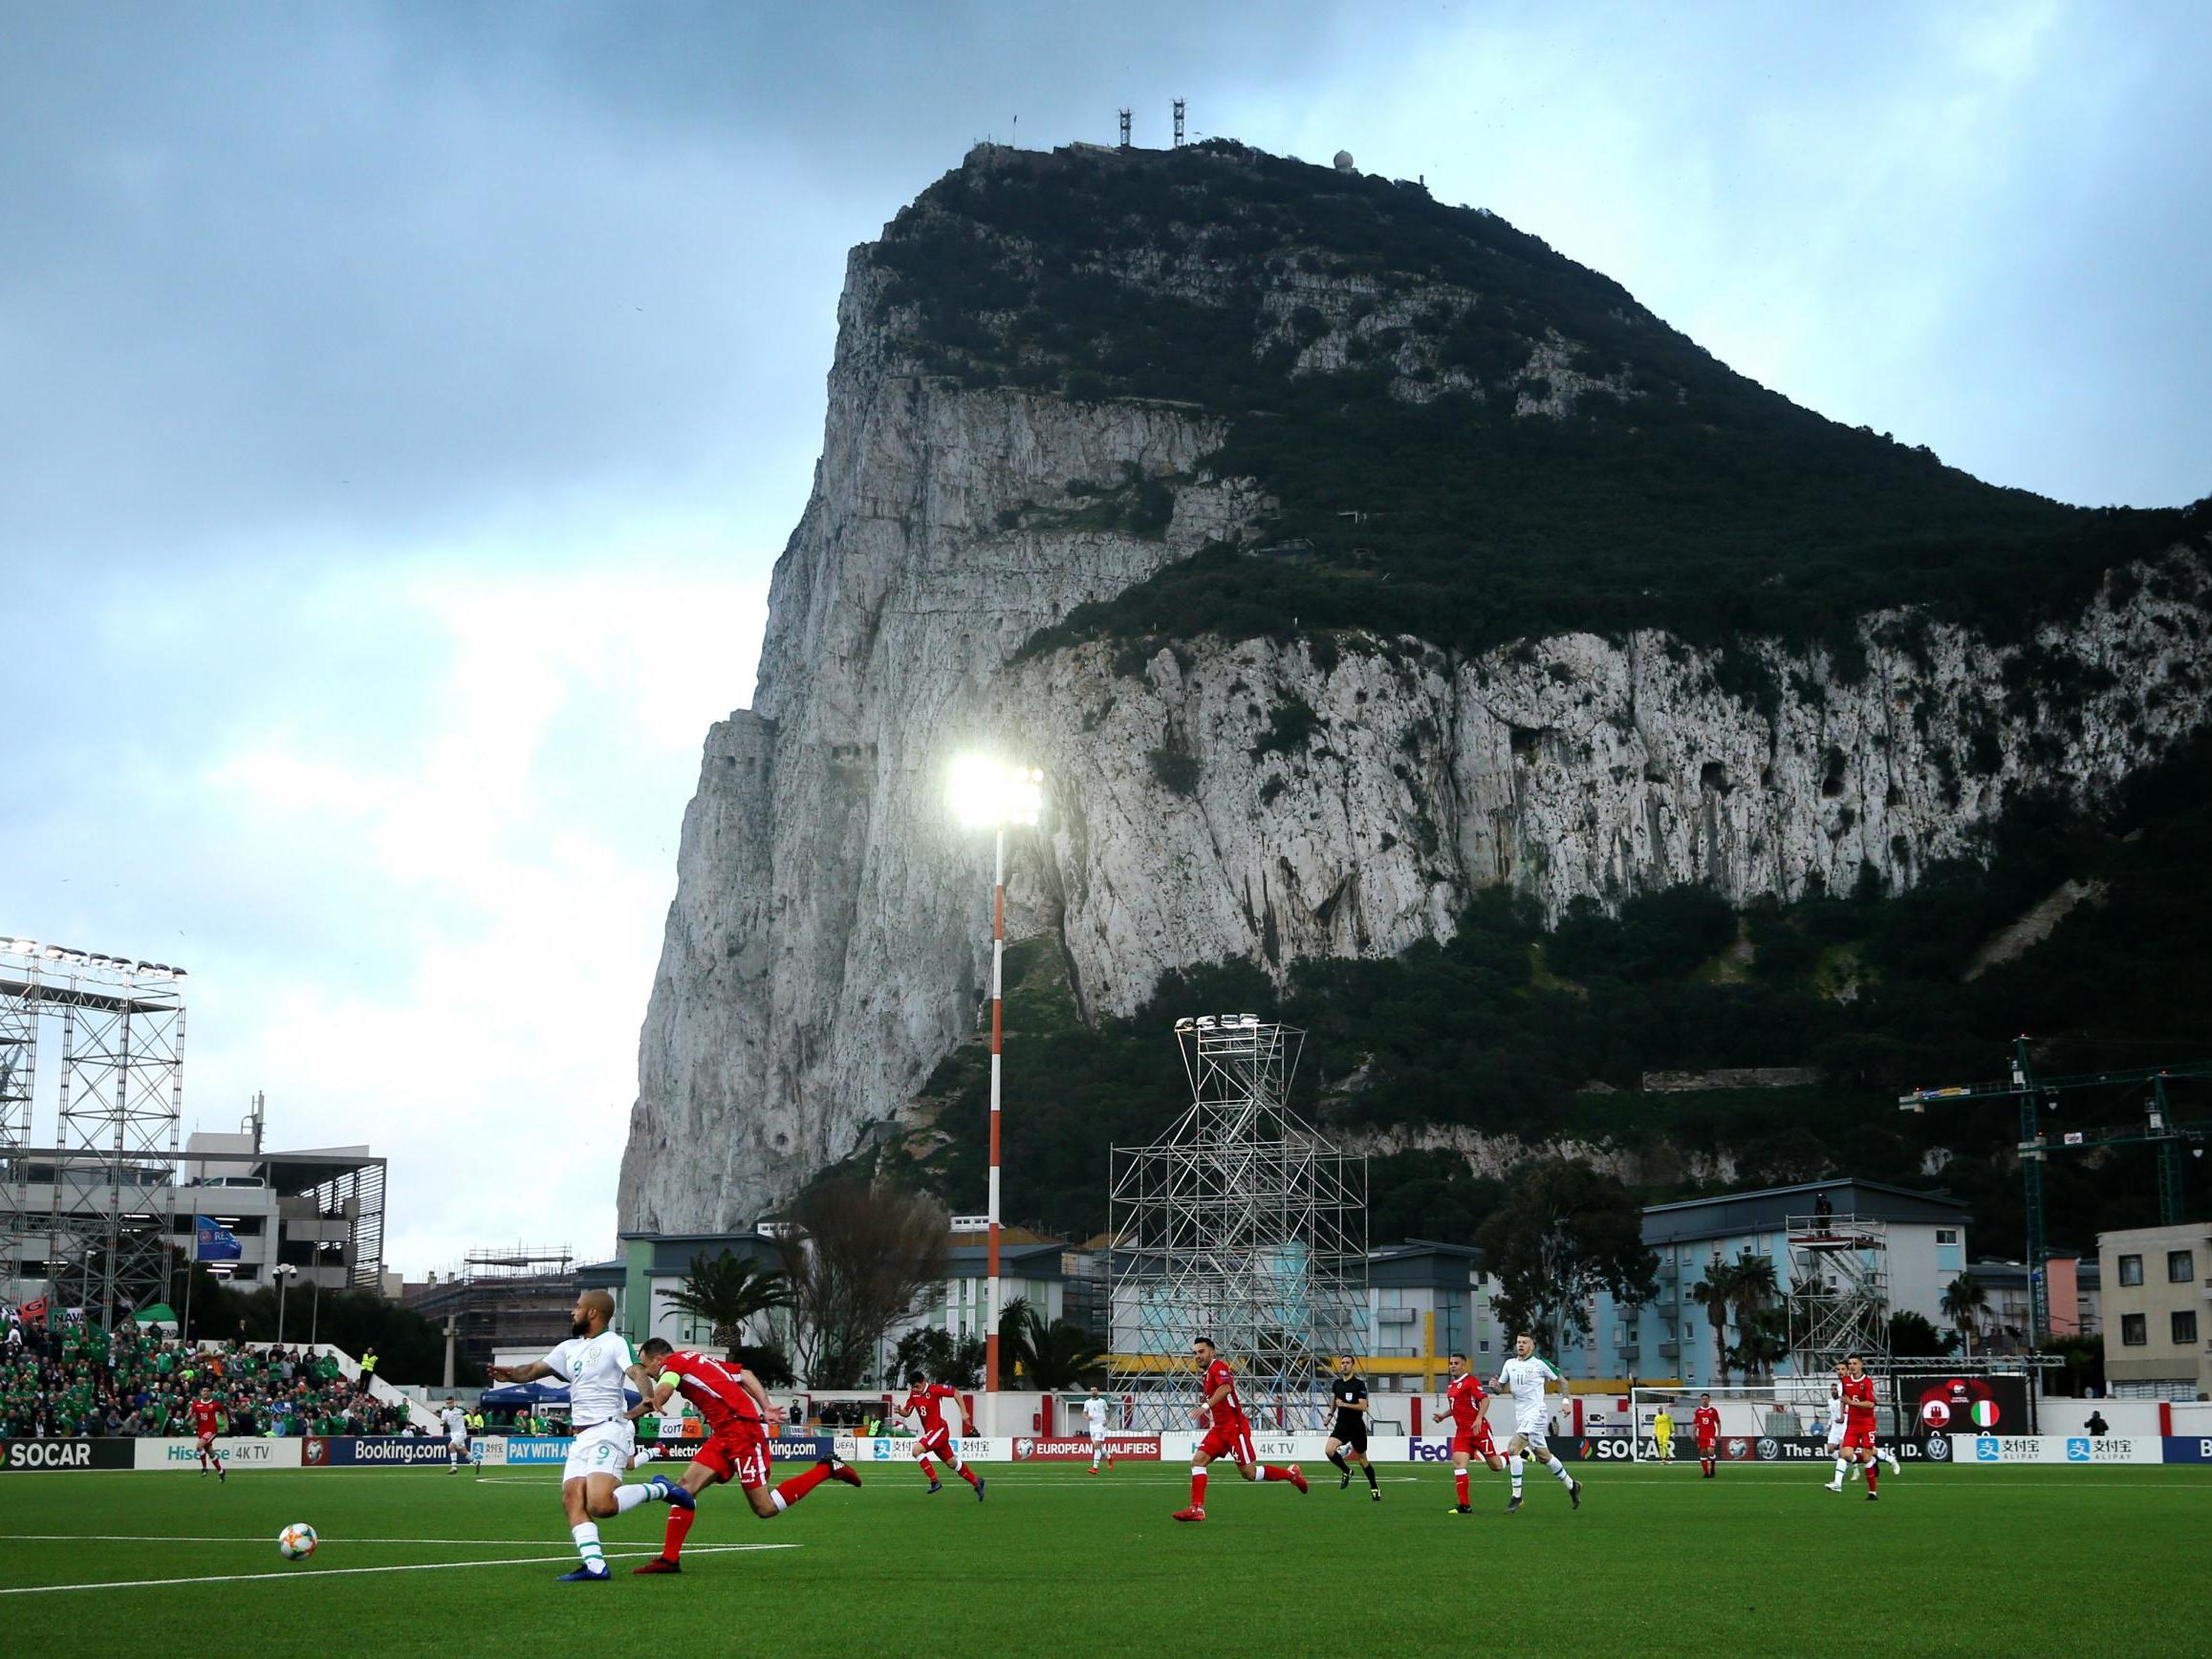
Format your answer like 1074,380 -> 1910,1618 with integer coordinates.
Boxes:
1,1460 -> 2205,1654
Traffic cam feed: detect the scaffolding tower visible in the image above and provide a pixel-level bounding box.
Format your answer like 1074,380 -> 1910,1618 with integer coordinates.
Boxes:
1786,1212 -> 1892,1374
1107,1015 -> 1366,1431
1,940 -> 186,1327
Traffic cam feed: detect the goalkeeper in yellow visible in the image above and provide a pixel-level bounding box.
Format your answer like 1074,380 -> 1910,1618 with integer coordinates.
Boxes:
1652,1404 -> 1675,1463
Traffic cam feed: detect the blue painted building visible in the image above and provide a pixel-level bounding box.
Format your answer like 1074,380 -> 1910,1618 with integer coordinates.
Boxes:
1571,1178 -> 1971,1383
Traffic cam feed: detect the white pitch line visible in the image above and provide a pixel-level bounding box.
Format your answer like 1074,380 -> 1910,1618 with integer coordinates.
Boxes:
0,1540 -> 743,1557
0,1542 -> 797,1597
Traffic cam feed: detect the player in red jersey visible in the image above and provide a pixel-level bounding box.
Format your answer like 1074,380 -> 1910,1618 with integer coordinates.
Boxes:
1172,1335 -> 1308,1522
623,1338 -> 862,1574
900,1371 -> 985,1498
1692,1393 -> 1722,1477
188,1388 -> 227,1482
1827,1354 -> 1881,1500
1437,1352 -> 1504,1514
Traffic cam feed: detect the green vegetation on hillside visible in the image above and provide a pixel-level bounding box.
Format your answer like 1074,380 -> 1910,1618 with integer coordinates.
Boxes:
871,142 -> 2204,666
895,733 -> 2212,1260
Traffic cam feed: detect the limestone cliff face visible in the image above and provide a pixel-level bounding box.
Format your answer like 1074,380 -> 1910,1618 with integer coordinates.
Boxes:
618,244 -> 1261,1232
616,148 -> 2212,1233
1001,579 -> 2207,1018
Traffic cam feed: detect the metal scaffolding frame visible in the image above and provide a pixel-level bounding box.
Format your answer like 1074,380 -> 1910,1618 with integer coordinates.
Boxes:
1107,1015 -> 1366,1431
0,943 -> 186,1327
1786,1212 -> 1893,1375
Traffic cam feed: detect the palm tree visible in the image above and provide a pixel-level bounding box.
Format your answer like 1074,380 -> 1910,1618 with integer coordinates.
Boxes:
662,1250 -> 794,1360
999,1297 -> 1107,1390
1728,1306 -> 1789,1382
1691,1260 -> 1740,1386
1729,1254 -> 1780,1378
1941,1273 -> 1989,1361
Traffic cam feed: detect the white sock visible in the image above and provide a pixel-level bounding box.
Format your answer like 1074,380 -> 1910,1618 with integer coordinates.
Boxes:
613,1483 -> 651,1515
1547,1455 -> 1572,1483
770,1488 -> 789,1513
571,1521 -> 605,1573
1833,1456 -> 1849,1481
1508,1454 -> 1525,1496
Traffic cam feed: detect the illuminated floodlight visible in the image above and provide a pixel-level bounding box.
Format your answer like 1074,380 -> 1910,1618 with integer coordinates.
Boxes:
947,755 -> 1045,830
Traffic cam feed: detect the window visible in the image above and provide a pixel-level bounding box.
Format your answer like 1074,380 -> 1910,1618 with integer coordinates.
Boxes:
2168,1250 -> 2196,1283
2174,1311 -> 2199,1347
2121,1313 -> 2147,1347
1936,1228 -> 1959,1246
2118,1255 -> 2144,1287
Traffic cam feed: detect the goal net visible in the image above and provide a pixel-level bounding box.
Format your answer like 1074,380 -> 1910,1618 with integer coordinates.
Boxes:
1625,1378 -> 1898,1461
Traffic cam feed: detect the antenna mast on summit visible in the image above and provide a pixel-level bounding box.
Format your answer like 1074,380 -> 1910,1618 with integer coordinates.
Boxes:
1172,98 -> 1185,146
1117,108 -> 1131,149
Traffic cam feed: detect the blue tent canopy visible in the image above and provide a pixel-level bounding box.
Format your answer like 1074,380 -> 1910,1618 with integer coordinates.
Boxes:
477,1380 -> 644,1409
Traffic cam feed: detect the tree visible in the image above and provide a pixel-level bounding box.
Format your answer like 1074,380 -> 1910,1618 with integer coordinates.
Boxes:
661,1250 -> 793,1360
999,1297 -> 1106,1390
1690,1265 -> 1737,1387
1886,1309 -> 1948,1358
890,1325 -> 984,1390
1728,1255 -> 1781,1380
2043,1332 -> 2104,1396
1727,1306 -> 1789,1382
1941,1273 -> 1989,1361
776,1177 -> 950,1389
1475,1161 -> 1658,1357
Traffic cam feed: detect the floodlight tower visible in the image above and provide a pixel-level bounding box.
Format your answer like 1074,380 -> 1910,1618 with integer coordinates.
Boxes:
947,756 -> 1045,1397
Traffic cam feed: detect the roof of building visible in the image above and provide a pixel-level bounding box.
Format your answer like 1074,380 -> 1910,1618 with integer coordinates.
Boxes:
1642,1177 -> 1968,1246
945,1240 -> 1066,1277
1969,1257 -> 2103,1290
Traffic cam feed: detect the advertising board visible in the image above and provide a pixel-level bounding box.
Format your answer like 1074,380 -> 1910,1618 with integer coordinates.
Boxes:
0,1437 -> 135,1472
1952,1433 -> 2163,1465
135,1436 -> 304,1471
1008,1435 -> 1162,1461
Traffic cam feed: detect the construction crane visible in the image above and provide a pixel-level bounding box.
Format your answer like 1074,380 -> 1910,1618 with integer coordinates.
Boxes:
1899,1035 -> 2211,1342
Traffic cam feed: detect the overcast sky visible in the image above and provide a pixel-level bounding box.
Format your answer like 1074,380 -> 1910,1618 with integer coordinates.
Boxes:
3,0 -> 2205,1277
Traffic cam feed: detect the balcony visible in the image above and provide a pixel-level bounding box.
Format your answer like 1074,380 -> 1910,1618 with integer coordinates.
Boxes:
1658,1341 -> 1680,1360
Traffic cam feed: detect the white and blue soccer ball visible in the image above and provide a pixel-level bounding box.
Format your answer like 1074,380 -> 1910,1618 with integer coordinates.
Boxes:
278,1522 -> 318,1562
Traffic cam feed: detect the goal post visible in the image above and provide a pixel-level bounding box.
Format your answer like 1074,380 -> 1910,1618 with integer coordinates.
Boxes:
1626,1377 -> 1900,1460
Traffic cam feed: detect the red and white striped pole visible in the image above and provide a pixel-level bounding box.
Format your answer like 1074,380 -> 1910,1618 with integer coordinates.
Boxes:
986,821 -> 1006,1395
949,757 -> 1041,1403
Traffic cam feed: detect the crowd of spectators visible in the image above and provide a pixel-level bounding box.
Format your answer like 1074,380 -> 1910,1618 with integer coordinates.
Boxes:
1,1314 -> 413,1438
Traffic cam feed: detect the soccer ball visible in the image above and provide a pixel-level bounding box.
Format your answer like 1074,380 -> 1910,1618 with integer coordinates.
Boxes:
277,1523 -> 318,1562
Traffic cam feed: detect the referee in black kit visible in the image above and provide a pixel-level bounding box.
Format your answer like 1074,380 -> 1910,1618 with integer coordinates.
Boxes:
1325,1354 -> 1380,1498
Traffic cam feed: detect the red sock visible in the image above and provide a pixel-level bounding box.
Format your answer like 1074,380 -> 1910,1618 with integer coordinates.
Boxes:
1864,1463 -> 1877,1494
661,1504 -> 696,1562
918,1457 -> 938,1484
1190,1468 -> 1208,1507
1261,1464 -> 1294,1482
1455,1471 -> 1470,1505
957,1461 -> 982,1489
772,1463 -> 831,1510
